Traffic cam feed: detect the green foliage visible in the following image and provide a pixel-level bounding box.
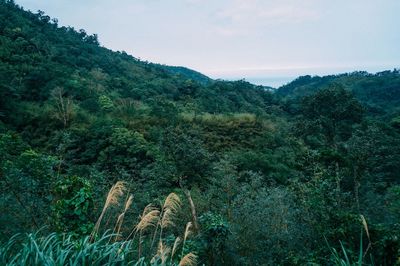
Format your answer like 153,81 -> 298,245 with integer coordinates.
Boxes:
227,175 -> 308,265
97,127 -> 154,176
0,133 -> 57,238
387,186 -> 400,218
98,95 -> 114,111
0,232 -> 136,266
198,212 -> 230,265
52,176 -> 94,236
278,70 -> 400,116
299,85 -> 364,144
161,127 -> 212,184
390,116 -> 400,129
1,1 -> 400,264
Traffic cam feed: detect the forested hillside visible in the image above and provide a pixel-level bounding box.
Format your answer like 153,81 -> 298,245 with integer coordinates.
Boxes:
278,71 -> 400,117
0,1 -> 399,265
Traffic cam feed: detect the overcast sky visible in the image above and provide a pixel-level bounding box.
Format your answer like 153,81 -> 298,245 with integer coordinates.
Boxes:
16,0 -> 400,86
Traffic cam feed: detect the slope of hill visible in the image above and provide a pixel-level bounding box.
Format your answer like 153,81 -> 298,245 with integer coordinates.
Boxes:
159,64 -> 212,85
277,70 -> 400,116
0,0 -> 274,126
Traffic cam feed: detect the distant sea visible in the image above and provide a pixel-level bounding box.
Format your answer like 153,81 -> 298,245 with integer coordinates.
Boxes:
244,76 -> 296,88
217,76 -> 296,88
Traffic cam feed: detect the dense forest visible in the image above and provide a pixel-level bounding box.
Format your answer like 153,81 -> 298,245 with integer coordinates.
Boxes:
0,1 -> 399,265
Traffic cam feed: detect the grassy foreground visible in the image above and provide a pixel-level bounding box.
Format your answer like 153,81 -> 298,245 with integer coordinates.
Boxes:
1,182 -> 196,266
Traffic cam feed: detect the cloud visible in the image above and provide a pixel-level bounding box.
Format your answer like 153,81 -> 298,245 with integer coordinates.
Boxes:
184,0 -> 202,4
218,0 -> 320,23
214,0 -> 321,36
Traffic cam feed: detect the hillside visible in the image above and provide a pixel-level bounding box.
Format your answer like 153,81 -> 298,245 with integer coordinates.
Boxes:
277,71 -> 400,116
0,0 -> 275,126
1,1 -> 400,265
159,65 -> 212,85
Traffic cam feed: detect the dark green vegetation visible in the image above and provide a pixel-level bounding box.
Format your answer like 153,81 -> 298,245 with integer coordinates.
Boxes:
1,1 -> 400,265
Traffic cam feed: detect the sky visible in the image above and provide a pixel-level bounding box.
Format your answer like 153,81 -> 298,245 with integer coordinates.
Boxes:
16,0 -> 400,87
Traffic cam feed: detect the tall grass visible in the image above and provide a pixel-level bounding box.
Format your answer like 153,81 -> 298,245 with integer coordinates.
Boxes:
328,215 -> 374,266
91,181 -> 127,241
1,182 -> 198,266
0,232 -> 135,266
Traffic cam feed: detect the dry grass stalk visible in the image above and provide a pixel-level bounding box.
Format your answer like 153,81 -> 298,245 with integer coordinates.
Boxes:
183,222 -> 192,243
179,179 -> 199,232
123,194 -> 133,212
126,204 -> 158,241
154,193 -> 182,248
161,193 -> 181,229
163,193 -> 181,213
170,236 -> 181,264
157,241 -> 171,265
134,205 -> 160,259
179,252 -> 197,266
105,181 -> 127,206
91,181 -> 127,240
360,215 -> 370,239
360,214 -> 372,258
114,194 -> 133,240
181,222 -> 193,258
135,205 -> 160,232
161,208 -> 175,228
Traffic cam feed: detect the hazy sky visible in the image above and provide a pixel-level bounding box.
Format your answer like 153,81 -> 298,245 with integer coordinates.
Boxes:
16,0 -> 400,85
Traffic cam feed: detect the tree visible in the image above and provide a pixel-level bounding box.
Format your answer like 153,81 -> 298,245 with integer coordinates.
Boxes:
51,87 -> 74,128
300,84 -> 364,144
161,128 -> 212,185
